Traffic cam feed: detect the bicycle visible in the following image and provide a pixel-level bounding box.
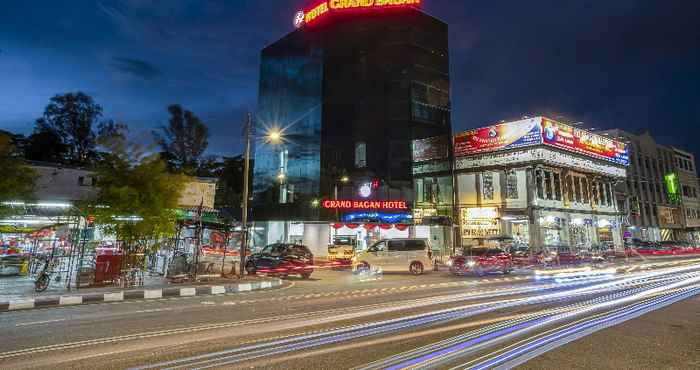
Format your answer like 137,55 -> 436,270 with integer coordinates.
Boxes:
34,257 -> 58,292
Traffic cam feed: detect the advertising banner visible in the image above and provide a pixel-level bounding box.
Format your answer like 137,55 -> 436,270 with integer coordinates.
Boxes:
540,118 -> 630,166
454,118 -> 543,157
412,136 -> 449,163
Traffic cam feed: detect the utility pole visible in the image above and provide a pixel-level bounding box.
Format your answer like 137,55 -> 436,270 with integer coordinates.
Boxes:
240,113 -> 253,278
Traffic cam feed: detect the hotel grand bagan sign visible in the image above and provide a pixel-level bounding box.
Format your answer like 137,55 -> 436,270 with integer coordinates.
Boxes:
295,0 -> 422,27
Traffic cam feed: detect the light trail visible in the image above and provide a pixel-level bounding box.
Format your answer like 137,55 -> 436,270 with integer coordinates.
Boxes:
133,264 -> 700,370
355,269 -> 700,370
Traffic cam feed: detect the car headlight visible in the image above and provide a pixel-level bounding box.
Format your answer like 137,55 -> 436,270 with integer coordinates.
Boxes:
446,260 -> 453,267
351,256 -> 357,262
467,261 -> 476,267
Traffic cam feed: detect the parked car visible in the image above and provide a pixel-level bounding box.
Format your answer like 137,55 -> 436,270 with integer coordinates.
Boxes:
544,245 -> 582,265
245,243 -> 314,279
629,241 -> 660,256
448,248 -> 513,276
352,238 -> 433,275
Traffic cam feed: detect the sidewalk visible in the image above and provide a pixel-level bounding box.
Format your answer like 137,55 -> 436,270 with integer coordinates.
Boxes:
0,275 -> 283,312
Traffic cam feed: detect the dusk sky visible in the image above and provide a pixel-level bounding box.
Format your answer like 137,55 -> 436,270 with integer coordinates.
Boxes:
1,0 -> 698,157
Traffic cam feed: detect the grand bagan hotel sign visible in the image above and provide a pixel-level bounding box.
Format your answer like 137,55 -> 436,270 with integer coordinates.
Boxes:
295,0 -> 422,27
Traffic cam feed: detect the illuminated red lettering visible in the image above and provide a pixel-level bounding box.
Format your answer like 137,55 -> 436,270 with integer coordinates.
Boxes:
301,0 -> 421,26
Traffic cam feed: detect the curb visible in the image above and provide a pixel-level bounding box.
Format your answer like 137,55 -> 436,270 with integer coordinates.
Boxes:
0,278 -> 282,312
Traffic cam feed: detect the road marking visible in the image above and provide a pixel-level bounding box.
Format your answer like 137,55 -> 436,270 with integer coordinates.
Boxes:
134,308 -> 173,314
15,318 -> 66,327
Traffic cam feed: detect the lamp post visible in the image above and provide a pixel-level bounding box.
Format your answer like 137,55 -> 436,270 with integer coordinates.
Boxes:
334,175 -> 350,221
239,118 -> 285,278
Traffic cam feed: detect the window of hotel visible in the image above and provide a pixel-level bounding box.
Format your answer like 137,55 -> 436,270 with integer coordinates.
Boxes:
553,172 -> 562,201
354,142 -> 367,168
605,183 -> 613,207
565,175 -> 574,203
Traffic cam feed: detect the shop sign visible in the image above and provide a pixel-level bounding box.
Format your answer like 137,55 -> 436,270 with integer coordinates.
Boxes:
465,207 -> 498,219
658,206 -> 680,227
322,200 -> 409,210
412,135 -> 449,162
461,219 -> 500,238
296,0 -> 422,27
179,180 -> 216,209
540,118 -> 629,166
664,173 -> 681,204
454,118 -> 542,157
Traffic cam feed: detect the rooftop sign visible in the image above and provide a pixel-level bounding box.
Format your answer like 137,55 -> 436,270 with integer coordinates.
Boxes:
295,0 -> 422,28
454,117 -> 630,166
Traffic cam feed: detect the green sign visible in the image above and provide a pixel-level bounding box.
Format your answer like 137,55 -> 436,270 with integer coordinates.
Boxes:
664,173 -> 681,204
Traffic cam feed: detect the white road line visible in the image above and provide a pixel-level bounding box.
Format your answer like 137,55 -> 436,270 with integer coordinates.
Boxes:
15,318 -> 66,327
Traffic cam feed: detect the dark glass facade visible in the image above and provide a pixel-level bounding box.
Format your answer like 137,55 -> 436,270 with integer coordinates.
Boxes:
253,8 -> 452,221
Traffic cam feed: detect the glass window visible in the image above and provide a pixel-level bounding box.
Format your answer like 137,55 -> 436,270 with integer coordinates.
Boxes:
482,172 -> 495,201
387,240 -> 404,251
536,170 -> 544,199
553,173 -> 562,201
506,172 -> 519,200
403,240 -> 426,251
591,181 -> 599,205
574,177 -> 582,202
544,171 -> 553,200
581,178 -> 589,203
566,175 -> 574,203
355,142 -> 367,168
371,241 -> 386,252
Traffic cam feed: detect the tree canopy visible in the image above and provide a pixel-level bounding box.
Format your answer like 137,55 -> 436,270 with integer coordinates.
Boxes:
154,104 -> 209,171
0,133 -> 37,216
83,124 -> 189,252
36,92 -> 103,164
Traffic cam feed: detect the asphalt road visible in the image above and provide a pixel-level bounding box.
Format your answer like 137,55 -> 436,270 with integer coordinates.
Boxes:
1,257 -> 699,370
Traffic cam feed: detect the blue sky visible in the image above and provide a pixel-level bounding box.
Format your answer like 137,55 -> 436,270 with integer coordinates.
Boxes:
1,0 -> 698,156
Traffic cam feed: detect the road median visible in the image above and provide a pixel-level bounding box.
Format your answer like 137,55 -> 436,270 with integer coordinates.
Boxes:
0,277 -> 283,312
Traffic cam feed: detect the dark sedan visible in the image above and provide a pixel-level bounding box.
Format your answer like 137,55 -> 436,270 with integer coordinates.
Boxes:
245,243 -> 315,279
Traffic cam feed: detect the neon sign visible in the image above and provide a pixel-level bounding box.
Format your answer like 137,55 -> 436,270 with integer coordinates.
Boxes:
295,0 -> 422,27
322,200 -> 409,210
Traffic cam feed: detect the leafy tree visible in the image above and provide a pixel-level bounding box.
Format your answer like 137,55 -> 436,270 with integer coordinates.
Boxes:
0,133 -> 37,216
38,92 -> 103,164
83,125 -> 189,265
154,104 -> 209,171
25,122 -> 69,163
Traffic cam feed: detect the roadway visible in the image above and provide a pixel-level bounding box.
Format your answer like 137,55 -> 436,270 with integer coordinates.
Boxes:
1,257 -> 699,369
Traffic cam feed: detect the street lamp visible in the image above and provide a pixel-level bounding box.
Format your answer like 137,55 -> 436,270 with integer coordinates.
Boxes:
239,121 -> 287,278
268,130 -> 282,144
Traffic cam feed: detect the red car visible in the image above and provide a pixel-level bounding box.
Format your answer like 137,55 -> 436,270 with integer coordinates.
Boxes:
448,248 -> 513,276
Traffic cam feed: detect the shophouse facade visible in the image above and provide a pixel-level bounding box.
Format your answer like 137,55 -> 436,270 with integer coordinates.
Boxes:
454,117 -> 629,252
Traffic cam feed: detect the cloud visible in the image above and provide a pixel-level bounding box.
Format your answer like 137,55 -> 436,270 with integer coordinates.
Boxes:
110,57 -> 162,79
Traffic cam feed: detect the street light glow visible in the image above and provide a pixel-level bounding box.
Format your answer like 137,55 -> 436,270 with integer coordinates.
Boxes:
340,176 -> 349,183
268,130 -> 283,143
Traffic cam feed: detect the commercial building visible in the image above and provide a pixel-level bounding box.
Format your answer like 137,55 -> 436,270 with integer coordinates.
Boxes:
452,117 -> 629,251
601,130 -> 700,242
251,2 -> 452,256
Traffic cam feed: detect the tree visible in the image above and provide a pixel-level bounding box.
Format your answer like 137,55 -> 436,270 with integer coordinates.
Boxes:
0,133 -> 37,216
38,92 -> 103,164
25,122 -> 69,163
154,104 -> 209,171
83,124 -> 189,266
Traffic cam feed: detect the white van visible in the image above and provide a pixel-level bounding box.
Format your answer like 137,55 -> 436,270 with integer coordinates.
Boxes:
352,238 -> 433,275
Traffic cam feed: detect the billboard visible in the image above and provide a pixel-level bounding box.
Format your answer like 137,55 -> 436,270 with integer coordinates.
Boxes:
540,118 -> 629,166
412,135 -> 449,162
179,180 -> 217,209
454,118 -> 542,157
454,117 -> 629,166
